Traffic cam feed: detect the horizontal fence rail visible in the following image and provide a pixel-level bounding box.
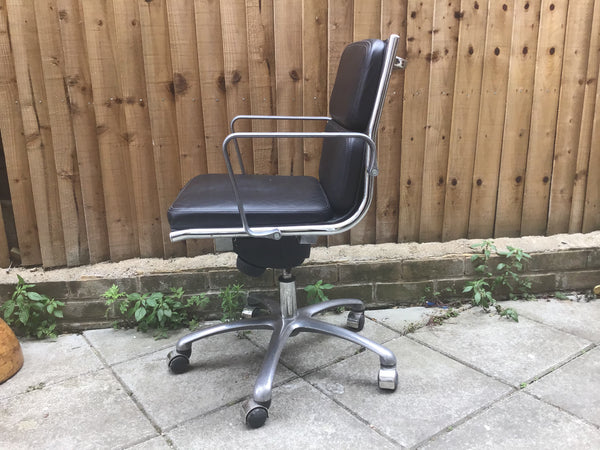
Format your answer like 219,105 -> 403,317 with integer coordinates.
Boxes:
0,0 -> 598,268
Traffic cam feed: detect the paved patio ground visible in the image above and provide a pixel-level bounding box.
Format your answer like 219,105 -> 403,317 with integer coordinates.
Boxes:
1,298 -> 599,449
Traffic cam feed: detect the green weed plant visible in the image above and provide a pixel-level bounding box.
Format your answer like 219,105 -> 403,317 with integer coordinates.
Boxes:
463,240 -> 533,321
103,285 -> 209,339
1,275 -> 64,339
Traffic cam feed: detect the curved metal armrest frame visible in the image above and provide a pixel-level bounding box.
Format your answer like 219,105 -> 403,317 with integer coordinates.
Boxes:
228,115 -> 332,174
221,131 -> 377,240
170,34 -> 402,243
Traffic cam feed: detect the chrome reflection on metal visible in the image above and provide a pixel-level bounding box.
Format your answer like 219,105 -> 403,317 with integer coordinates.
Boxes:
378,366 -> 398,391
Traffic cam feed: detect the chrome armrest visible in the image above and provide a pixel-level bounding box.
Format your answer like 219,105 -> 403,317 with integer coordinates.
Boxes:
221,131 -> 377,240
228,115 -> 332,174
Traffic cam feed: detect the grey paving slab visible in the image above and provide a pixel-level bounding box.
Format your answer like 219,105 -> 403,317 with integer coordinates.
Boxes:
0,334 -> 103,400
245,312 -> 398,375
503,298 -> 600,343
421,391 -> 600,449
526,346 -> 600,427
412,308 -> 592,386
84,323 -> 218,366
306,336 -> 512,448
365,306 -> 458,334
112,333 -> 295,430
0,369 -> 156,450
168,378 -> 396,449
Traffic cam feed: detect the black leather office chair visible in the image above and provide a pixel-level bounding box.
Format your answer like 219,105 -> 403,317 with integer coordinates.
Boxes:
166,34 -> 405,428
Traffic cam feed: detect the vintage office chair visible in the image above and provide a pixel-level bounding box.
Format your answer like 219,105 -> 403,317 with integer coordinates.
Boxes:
167,34 -> 405,428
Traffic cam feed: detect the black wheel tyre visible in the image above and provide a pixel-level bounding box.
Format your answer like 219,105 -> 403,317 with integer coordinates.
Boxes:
168,354 -> 190,374
355,313 -> 365,332
246,406 -> 268,429
347,311 -> 365,332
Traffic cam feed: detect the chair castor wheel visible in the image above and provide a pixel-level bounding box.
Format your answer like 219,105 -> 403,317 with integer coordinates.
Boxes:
242,399 -> 269,429
378,366 -> 398,391
242,306 -> 262,319
167,349 -> 191,374
347,311 -> 365,331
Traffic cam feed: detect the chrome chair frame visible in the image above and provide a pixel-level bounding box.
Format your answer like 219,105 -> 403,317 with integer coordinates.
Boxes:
167,34 -> 405,429
169,34 -> 402,242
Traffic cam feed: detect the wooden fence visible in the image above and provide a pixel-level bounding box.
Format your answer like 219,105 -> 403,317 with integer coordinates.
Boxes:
0,0 -> 598,268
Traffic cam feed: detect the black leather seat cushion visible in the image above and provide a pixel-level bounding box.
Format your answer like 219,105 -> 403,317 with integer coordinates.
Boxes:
168,174 -> 334,230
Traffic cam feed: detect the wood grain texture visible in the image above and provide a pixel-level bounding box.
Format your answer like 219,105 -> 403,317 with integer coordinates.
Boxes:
0,0 -> 41,266
138,0 -> 186,258
81,0 -> 139,261
57,0 -> 110,264
547,0 -> 595,235
521,0 -> 568,236
166,0 -> 212,256
443,0 -> 488,241
398,0 -> 433,243
376,0 -> 405,243
0,0 -> 596,268
6,0 -> 66,267
494,0 -> 541,238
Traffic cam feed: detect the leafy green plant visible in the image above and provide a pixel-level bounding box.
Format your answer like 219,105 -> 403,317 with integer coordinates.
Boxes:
495,246 -> 533,300
219,283 -> 245,322
1,275 -> 64,339
463,240 -> 533,322
304,280 -> 334,305
103,285 -> 209,339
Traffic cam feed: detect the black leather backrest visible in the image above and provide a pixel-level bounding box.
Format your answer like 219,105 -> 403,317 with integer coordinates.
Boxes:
329,39 -> 386,132
319,38 -> 386,214
319,121 -> 366,214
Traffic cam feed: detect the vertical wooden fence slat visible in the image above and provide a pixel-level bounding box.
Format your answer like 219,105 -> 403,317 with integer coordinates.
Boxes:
110,0 -> 163,258
81,0 -> 139,261
327,0 -> 353,99
468,0 -> 514,239
34,0 -> 89,266
327,0 -> 353,246
56,0 -> 110,264
570,1 -> 600,233
166,0 -> 213,256
582,62 -> 600,233
245,0 -> 277,175
138,0 -> 186,258
0,0 -> 42,266
442,0 -> 488,241
302,0 -> 328,247
195,0 -> 228,174
274,0 -> 303,176
220,0 -> 254,174
302,0 -> 328,179
419,2 -> 460,242
398,0 -> 433,243
376,0 -> 406,244
349,0 -> 380,245
547,0 -> 594,235
165,1 -> 208,182
494,0 -> 541,238
520,0 -> 568,236
6,0 -> 66,267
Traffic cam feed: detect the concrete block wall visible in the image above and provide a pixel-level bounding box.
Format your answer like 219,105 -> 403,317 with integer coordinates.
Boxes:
0,233 -> 598,332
